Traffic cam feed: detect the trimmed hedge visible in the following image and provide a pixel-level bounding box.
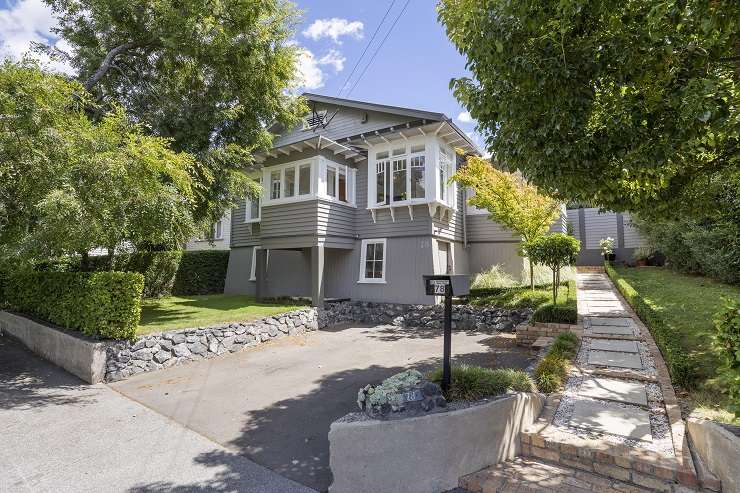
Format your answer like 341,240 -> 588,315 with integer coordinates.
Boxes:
714,298 -> 740,417
534,331 -> 579,393
605,262 -> 695,388
531,280 -> 578,324
4,271 -> 144,340
172,250 -> 230,296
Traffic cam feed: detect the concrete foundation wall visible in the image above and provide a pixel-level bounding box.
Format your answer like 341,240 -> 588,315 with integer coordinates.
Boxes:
0,311 -> 107,383
687,418 -> 740,493
328,392 -> 545,493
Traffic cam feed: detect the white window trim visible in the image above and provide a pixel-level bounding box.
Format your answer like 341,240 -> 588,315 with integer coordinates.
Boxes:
249,247 -> 269,281
358,238 -> 387,284
262,159 -> 317,207
213,220 -> 223,240
320,158 -> 356,207
244,178 -> 262,223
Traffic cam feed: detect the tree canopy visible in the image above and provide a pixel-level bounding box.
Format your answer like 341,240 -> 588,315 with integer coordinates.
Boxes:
452,154 -> 561,288
438,0 -> 739,220
525,233 -> 580,303
43,0 -> 308,223
0,61 -> 195,265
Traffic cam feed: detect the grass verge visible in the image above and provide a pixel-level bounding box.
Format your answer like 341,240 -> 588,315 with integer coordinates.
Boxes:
606,264 -> 740,424
138,294 -> 307,334
534,331 -> 579,393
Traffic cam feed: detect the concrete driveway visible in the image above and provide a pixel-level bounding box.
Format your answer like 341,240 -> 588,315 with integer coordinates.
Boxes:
110,324 -> 534,492
0,335 -> 312,493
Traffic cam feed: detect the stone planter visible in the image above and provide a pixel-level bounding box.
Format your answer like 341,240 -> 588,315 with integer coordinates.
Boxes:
328,392 -> 545,493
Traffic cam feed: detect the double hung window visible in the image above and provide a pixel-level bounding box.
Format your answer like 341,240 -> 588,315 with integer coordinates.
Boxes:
373,143 -> 426,206
359,239 -> 386,283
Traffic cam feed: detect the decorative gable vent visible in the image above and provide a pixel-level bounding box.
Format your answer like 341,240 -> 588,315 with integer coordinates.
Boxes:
303,110 -> 327,130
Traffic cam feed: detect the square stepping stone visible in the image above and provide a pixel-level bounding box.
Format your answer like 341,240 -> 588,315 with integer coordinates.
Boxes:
570,400 -> 652,441
589,350 -> 643,369
589,317 -> 635,327
579,377 -> 648,406
590,339 -> 639,353
589,325 -> 635,336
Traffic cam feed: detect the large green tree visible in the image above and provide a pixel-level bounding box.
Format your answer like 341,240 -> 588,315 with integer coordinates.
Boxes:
0,61 -> 195,266
43,0 -> 307,223
438,0 -> 739,220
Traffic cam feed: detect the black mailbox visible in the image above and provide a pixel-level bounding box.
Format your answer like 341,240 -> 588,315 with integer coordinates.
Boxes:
423,274 -> 470,297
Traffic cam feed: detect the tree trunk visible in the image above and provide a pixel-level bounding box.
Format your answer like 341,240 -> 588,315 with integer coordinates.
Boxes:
83,41 -> 142,91
106,247 -> 115,271
80,251 -> 90,271
529,259 -> 535,291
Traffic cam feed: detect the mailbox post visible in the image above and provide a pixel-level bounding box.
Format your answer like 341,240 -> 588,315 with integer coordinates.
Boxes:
423,274 -> 470,393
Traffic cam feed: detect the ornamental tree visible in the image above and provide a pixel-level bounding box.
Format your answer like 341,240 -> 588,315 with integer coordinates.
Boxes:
452,155 -> 562,289
438,0 -> 739,220
525,234 -> 581,304
42,0 -> 307,224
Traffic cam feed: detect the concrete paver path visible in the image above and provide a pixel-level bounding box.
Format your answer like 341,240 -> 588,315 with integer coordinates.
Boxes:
0,336 -> 313,493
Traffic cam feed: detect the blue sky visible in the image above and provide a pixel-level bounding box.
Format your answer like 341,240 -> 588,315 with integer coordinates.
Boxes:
0,0 -> 480,145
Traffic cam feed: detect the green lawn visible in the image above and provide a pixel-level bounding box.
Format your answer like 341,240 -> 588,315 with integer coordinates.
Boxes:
138,294 -> 307,334
469,283 -> 571,309
614,266 -> 740,423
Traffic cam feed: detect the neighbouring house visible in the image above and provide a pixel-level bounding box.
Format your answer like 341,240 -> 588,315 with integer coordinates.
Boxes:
223,94 -> 565,306
566,208 -> 647,265
185,211 -> 231,251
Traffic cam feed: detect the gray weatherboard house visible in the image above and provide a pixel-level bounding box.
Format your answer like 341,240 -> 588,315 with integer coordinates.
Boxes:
224,94 -> 564,306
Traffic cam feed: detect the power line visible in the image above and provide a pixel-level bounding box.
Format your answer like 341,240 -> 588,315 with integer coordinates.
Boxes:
345,0 -> 411,98
337,0 -> 397,98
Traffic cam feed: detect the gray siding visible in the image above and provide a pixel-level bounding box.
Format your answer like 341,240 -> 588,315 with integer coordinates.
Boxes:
273,105 -> 418,148
468,242 -> 525,279
230,202 -> 261,248
323,237 -> 436,305
466,215 -> 520,243
224,246 -> 311,297
432,188 -> 464,242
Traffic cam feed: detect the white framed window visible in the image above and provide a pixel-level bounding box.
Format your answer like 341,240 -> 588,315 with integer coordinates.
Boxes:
213,219 -> 223,240
322,161 -> 355,205
358,238 -> 387,283
249,247 -> 269,281
262,160 -> 315,205
245,178 -> 262,223
439,146 -> 452,203
370,140 -> 428,207
270,170 -> 281,200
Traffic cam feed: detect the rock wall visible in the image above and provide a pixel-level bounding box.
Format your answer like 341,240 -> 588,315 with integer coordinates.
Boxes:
105,308 -> 319,382
106,302 -> 531,382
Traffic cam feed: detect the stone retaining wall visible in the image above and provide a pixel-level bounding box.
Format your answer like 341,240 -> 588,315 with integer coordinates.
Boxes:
324,301 -> 531,332
105,308 -> 319,382
101,301 -> 531,382
515,321 -> 581,347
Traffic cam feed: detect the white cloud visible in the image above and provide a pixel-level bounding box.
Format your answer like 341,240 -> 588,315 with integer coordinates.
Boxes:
458,111 -> 473,123
318,49 -> 345,72
0,0 -> 74,73
302,18 -> 364,44
294,47 -> 346,90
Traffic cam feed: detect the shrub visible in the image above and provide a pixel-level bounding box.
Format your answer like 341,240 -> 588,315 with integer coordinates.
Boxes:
714,298 -> 740,417
172,250 -> 230,295
115,251 -> 182,298
534,332 -> 579,393
4,271 -> 144,339
605,262 -> 696,387
471,264 -> 518,289
429,365 -> 535,401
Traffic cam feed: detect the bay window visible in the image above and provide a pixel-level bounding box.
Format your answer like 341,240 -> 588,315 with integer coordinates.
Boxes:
284,167 -> 295,198
372,142 -> 428,206
261,158 -> 355,206
392,158 -> 407,202
299,164 -> 311,195
410,144 -> 425,199
439,147 -> 452,202
326,166 -> 336,198
270,170 -> 281,200
376,152 -> 389,205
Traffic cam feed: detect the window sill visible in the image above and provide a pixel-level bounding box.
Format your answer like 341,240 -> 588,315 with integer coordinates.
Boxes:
357,279 -> 387,284
244,219 -> 261,224
318,195 -> 357,208
262,194 -> 316,207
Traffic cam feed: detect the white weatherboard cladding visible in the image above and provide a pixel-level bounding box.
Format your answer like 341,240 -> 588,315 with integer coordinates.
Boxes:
583,209 -> 618,249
